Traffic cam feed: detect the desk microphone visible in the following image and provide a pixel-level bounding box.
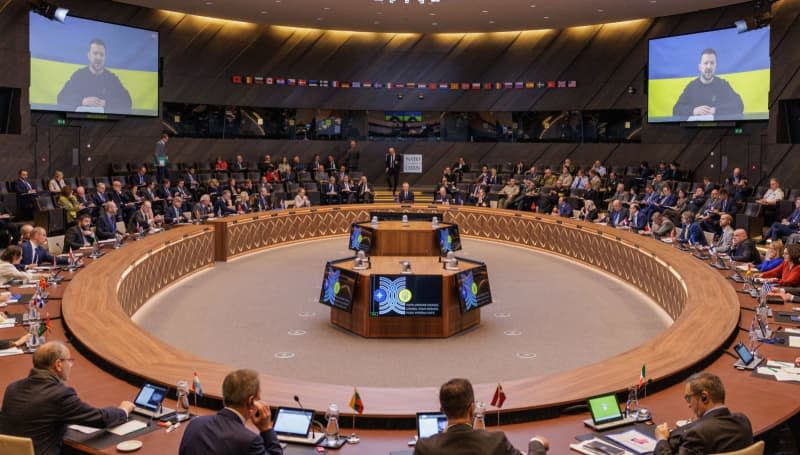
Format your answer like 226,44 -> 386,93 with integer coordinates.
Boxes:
294,395 -> 315,438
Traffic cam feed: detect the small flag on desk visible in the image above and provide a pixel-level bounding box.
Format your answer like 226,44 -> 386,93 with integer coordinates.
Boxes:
349,387 -> 364,414
192,372 -> 204,397
68,247 -> 75,264
490,383 -> 506,408
638,364 -> 646,389
37,322 -> 47,337
45,313 -> 52,333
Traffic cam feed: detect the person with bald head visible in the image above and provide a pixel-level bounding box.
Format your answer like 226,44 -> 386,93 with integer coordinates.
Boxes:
0,341 -> 133,455
21,227 -> 68,268
730,228 -> 762,265
96,201 -> 122,241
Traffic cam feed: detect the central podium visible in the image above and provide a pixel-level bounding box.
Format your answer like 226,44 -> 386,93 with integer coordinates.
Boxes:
319,217 -> 492,338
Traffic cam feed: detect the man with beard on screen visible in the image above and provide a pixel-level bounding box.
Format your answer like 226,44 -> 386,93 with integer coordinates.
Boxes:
57,38 -> 132,114
672,48 -> 743,120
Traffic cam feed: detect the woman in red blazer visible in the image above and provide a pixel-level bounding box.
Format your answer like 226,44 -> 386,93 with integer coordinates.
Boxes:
762,244 -> 800,287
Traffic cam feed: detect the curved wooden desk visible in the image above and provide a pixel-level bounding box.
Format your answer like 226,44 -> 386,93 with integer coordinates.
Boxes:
62,204 -> 741,423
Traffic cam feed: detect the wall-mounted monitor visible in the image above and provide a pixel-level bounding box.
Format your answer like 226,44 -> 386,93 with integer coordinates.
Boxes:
455,264 -> 492,312
319,262 -> 359,312
29,13 -> 159,117
648,27 -> 769,123
348,224 -> 373,253
370,275 -> 442,317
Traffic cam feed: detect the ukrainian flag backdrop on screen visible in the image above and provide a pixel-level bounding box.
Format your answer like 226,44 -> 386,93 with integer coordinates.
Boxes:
648,27 -> 770,123
29,12 -> 159,117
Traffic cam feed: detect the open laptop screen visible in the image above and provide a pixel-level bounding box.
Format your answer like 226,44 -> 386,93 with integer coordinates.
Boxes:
273,407 -> 314,437
588,393 -> 623,425
416,412 -> 447,439
133,383 -> 167,411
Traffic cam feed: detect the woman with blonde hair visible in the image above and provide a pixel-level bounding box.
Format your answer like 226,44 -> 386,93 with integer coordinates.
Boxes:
48,170 -> 66,193
57,185 -> 80,224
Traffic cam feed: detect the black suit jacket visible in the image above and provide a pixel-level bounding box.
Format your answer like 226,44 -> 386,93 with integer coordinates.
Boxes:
0,368 -> 127,455
413,423 -> 546,455
14,178 -> 34,195
64,225 -> 94,253
91,191 -> 109,207
654,407 -> 753,455
129,173 -> 148,188
608,208 -> 629,228
95,211 -> 118,240
179,408 -> 282,455
731,239 -> 762,265
386,154 -> 401,174
398,190 -> 415,203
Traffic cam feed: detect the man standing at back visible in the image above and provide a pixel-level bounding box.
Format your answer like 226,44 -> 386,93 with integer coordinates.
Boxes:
413,378 -> 547,455
654,372 -> 752,454
154,133 -> 170,184
179,368 -> 283,455
0,341 -> 133,455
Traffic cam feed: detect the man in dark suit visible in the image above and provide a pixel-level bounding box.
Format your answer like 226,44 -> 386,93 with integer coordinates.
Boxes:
109,180 -> 136,222
343,139 -> 360,171
413,378 -> 547,455
129,165 -> 149,189
156,179 -> 173,202
0,341 -> 133,455
96,201 -> 121,241
21,227 -> 68,267
165,196 -> 187,224
654,372 -> 752,455
179,369 -> 282,455
398,182 -> 415,203
92,182 -> 110,208
677,211 -> 708,246
763,196 -> 800,243
14,169 -> 38,220
323,176 -> 340,205
730,228 -> 762,265
607,200 -> 629,228
385,146 -> 401,195
356,176 -> 373,204
254,187 -> 271,212
628,203 -> 647,231
64,213 -> 95,253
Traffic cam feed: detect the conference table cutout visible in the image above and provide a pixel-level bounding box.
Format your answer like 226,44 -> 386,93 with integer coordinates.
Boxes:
2,204 -> 797,453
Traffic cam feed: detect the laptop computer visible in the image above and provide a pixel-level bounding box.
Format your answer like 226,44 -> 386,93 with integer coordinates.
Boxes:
417,412 -> 447,439
273,407 -> 324,445
132,383 -> 174,419
583,393 -> 637,431
733,342 -> 763,370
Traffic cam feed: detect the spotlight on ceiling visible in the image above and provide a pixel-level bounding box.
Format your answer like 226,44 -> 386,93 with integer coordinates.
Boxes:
734,0 -> 777,33
31,1 -> 69,23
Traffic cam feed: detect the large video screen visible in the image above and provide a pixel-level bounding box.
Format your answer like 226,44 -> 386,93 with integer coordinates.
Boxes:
29,13 -> 159,116
370,275 -> 442,317
456,264 -> 492,313
319,263 -> 358,312
648,27 -> 769,123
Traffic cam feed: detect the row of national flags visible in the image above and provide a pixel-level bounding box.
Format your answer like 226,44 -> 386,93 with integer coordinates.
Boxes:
232,75 -> 577,90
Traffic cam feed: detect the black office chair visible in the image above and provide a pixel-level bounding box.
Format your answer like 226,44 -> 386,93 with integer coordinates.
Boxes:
735,202 -> 764,239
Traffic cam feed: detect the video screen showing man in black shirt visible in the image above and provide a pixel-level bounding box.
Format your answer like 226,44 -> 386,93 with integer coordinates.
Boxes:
57,38 -> 132,114
672,48 -> 743,121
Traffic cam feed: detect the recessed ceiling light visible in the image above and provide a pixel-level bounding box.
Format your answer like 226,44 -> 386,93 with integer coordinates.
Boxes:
260,10 -> 268,14
529,4 -> 536,7
481,10 -> 489,13
204,1 -> 213,4
597,8 -> 604,12
432,22 -> 438,26
649,0 -> 656,2
376,11 -> 383,15
316,17 -> 323,21
543,16 -> 549,19
488,20 -> 495,24
429,12 -> 436,16
323,6 -> 331,10
274,0 -> 281,3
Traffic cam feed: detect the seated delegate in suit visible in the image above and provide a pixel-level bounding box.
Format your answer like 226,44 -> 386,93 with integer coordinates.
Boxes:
627,203 -> 648,231
165,196 -> 188,224
193,194 -> 215,220
606,200 -> 629,228
654,372 -> 753,455
398,182 -> 415,203
179,369 -> 283,455
63,213 -> 95,253
0,341 -> 134,455
0,246 -> 34,284
677,211 -> 707,246
760,244 -> 800,287
730,229 -> 762,265
650,212 -> 675,239
413,378 -> 547,455
21,227 -> 68,267
763,197 -> 800,243
96,201 -> 122,241
215,190 -> 238,217
128,200 -> 163,233
713,214 -> 735,255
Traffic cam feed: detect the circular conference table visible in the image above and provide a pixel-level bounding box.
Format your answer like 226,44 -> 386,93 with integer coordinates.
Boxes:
47,204 -> 800,453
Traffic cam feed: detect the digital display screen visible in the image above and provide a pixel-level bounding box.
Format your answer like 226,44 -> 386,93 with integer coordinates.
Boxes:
133,383 -> 167,411
29,13 -> 159,116
734,342 -> 754,365
384,111 -> 422,122
370,275 -> 442,317
417,413 -> 447,439
456,264 -> 492,312
648,27 -> 769,123
318,263 -> 358,312
588,394 -> 622,424
438,225 -> 462,255
348,224 -> 373,253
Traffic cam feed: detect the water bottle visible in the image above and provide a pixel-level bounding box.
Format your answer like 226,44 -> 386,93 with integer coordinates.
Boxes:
325,403 -> 340,442
431,216 -> 439,228
625,387 -> 639,419
371,216 -> 379,227
176,380 -> 190,421
402,214 -> 409,224
748,317 -> 758,351
473,401 -> 486,430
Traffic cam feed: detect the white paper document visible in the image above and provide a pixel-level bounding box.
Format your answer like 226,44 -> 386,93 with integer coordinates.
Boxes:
0,347 -> 24,357
108,419 -> 147,436
606,429 -> 658,454
68,424 -> 101,435
788,336 -> 800,348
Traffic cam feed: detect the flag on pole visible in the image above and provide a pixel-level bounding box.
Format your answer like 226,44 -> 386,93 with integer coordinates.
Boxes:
349,387 -> 364,414
68,247 -> 75,264
638,364 -> 646,388
490,384 -> 506,408
192,372 -> 204,397
45,313 -> 52,333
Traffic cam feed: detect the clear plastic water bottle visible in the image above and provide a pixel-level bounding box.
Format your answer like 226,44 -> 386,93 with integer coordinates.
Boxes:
176,380 -> 190,421
473,401 -> 486,430
748,316 -> 759,350
325,403 -> 340,442
625,387 -> 639,419
402,214 -> 409,224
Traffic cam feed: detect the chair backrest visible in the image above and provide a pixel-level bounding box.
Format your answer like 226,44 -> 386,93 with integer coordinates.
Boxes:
703,231 -> 715,246
0,434 -> 35,455
37,196 -> 55,211
712,441 -> 764,455
745,203 -> 761,217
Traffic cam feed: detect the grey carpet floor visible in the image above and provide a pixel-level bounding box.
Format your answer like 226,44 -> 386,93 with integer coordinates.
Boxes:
133,238 -> 670,388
